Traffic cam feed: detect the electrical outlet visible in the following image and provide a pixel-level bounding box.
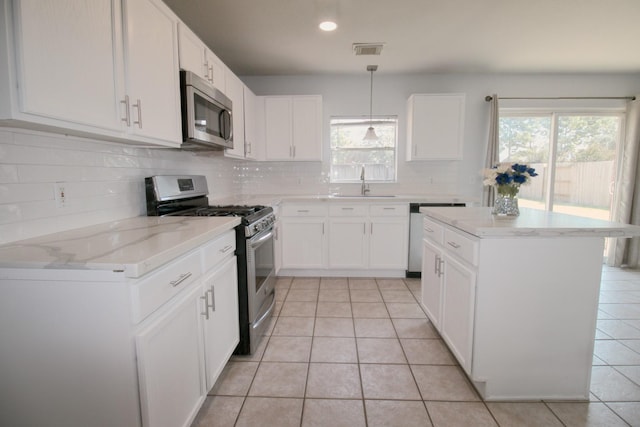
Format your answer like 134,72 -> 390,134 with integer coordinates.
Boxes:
54,183 -> 66,208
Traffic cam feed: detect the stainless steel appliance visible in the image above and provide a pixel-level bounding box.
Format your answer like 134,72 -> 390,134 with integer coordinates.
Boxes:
145,175 -> 275,355
407,202 -> 465,278
179,70 -> 233,150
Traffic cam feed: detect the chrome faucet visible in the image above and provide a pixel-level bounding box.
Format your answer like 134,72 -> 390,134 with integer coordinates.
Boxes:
360,165 -> 370,196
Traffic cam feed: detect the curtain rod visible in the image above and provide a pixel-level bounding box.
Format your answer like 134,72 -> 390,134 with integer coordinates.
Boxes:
485,95 -> 636,101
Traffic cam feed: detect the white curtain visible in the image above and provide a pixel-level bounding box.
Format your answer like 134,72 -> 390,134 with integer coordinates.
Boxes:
608,96 -> 640,267
482,95 -> 500,206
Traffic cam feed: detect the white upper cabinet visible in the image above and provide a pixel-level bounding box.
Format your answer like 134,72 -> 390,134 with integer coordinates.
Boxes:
243,85 -> 262,160
223,71 -> 246,159
406,93 -> 465,161
177,23 -> 225,92
264,95 -> 322,161
0,0 -> 182,147
4,0 -> 123,132
121,0 -> 181,144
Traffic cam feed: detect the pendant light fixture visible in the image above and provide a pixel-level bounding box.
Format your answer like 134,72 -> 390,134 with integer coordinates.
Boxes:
363,65 -> 379,141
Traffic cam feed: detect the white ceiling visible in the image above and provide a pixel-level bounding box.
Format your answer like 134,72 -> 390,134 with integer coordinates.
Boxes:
162,0 -> 640,76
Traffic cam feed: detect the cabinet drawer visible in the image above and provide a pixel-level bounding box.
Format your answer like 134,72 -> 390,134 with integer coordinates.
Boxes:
202,230 -> 236,272
423,216 -> 444,244
443,228 -> 478,266
282,204 -> 328,216
329,204 -> 368,216
370,204 -> 409,216
131,250 -> 202,323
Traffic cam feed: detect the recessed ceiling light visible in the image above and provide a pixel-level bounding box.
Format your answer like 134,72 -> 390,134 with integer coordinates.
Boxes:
319,21 -> 337,31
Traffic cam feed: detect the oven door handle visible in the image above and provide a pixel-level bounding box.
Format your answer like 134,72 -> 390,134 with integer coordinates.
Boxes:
250,229 -> 274,249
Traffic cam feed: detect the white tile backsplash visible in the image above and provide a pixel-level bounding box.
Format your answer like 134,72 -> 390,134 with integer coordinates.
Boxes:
0,128 -> 242,244
0,126 -> 472,244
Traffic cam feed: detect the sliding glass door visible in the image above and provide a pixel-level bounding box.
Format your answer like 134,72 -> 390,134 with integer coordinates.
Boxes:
499,112 -> 623,220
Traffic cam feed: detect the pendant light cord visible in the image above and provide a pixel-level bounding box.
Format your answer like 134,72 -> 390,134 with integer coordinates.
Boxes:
369,68 -> 373,125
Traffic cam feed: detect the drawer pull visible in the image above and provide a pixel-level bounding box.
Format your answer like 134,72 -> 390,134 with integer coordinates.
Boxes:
424,227 -> 434,233
169,272 -> 192,287
297,209 -> 310,213
219,245 -> 233,253
447,241 -> 461,249
342,207 -> 354,210
209,285 -> 216,311
383,207 -> 395,210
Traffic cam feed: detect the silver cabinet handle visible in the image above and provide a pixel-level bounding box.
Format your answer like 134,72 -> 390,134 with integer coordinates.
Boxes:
342,207 -> 354,210
293,146 -> 296,158
208,65 -> 214,83
219,245 -> 233,254
363,223 -> 366,234
203,61 -> 209,79
438,258 -> 445,277
200,295 -> 209,319
246,142 -> 252,154
120,95 -> 130,126
425,227 -> 434,233
447,241 -> 461,249
169,272 -> 192,287
209,285 -> 216,312
434,255 -> 439,275
297,209 -> 309,213
383,207 -> 395,210
132,99 -> 142,128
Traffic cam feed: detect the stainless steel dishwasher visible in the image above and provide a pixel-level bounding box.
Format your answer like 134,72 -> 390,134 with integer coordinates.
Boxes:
407,202 -> 465,278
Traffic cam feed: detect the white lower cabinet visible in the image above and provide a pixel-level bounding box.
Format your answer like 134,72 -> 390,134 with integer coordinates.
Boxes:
328,217 -> 367,268
136,282 -> 205,427
439,252 -> 476,375
281,217 -> 327,269
421,221 -> 477,375
421,238 -> 443,330
0,229 -> 239,427
202,255 -> 239,390
420,213 -> 604,400
280,201 -> 408,274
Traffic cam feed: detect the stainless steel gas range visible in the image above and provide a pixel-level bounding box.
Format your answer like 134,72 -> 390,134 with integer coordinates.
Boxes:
145,175 -> 275,355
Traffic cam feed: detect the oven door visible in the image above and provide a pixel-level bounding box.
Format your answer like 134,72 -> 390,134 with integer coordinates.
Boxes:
246,227 -> 275,350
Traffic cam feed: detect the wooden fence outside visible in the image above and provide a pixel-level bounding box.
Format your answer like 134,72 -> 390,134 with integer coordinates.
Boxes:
518,161 -> 614,209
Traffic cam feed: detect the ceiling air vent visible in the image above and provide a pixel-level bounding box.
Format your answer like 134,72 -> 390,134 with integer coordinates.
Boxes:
353,43 -> 384,56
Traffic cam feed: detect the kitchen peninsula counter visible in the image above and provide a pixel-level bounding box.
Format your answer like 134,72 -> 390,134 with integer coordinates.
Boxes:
417,207 -> 640,401
0,216 -> 240,278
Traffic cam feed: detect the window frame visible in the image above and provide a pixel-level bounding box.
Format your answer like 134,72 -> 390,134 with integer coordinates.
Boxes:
329,115 -> 399,184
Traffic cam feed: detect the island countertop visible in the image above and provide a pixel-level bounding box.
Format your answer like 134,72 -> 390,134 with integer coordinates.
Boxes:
420,206 -> 640,238
0,216 -> 240,278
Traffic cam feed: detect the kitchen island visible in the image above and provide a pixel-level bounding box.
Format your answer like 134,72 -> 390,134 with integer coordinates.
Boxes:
419,206 -> 640,401
0,216 -> 241,427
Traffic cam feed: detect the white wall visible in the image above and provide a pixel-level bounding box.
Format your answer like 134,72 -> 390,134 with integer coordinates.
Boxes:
1,72 -> 639,244
242,72 -> 640,197
0,129 -> 242,244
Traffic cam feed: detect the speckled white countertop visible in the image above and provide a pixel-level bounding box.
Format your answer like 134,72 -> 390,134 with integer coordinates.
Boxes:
421,206 -> 640,238
0,216 -> 240,278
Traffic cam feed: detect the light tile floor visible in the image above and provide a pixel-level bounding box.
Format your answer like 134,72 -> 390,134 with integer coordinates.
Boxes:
192,266 -> 640,426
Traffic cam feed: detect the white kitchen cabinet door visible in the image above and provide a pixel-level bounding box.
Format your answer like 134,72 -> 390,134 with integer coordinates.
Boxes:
441,253 -> 476,375
406,94 -> 465,161
243,86 -> 262,160
224,71 -> 246,159
202,256 -> 239,391
328,218 -> 368,268
264,95 -> 322,161
281,218 -> 326,269
205,48 -> 226,92
264,96 -> 293,160
292,95 -> 322,161
421,238 -> 443,329
368,218 -> 409,269
121,0 -> 181,145
136,282 -> 206,427
11,0 -> 123,131
178,23 -> 209,80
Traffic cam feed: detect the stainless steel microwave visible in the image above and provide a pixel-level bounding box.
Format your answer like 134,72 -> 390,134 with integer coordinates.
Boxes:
179,70 -> 233,150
